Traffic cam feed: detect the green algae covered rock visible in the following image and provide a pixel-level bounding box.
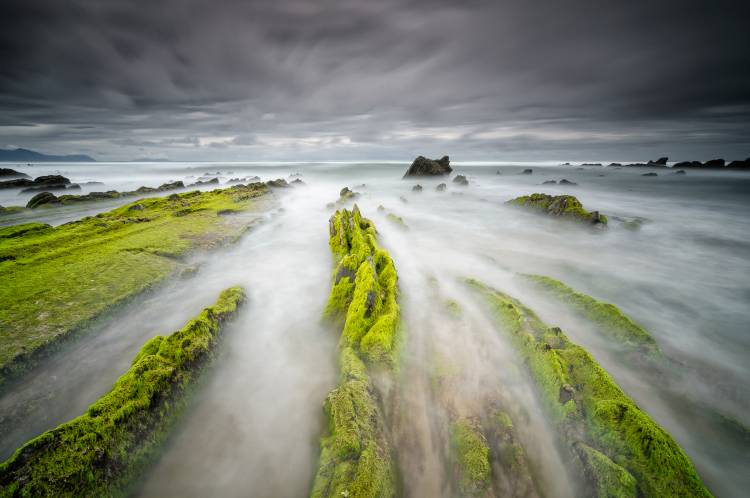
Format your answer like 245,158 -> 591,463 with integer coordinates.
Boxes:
0,183 -> 272,390
324,205 -> 401,367
313,206 -> 400,498
450,419 -> 491,496
467,279 -> 712,498
506,193 -> 607,225
0,286 -> 246,498
523,274 -> 660,358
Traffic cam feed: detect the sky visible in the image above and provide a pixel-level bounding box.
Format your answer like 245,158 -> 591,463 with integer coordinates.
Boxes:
1,0 -> 749,162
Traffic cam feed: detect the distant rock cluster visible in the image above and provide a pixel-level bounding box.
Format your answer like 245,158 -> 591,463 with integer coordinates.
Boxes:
600,156 -> 750,170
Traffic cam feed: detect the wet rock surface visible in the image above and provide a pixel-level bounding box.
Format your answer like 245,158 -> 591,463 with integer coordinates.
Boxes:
403,155 -> 452,177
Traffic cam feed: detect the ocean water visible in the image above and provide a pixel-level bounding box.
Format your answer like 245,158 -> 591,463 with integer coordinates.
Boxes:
1,161 -> 749,497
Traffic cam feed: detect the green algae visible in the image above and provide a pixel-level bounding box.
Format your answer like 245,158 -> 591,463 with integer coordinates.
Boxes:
0,286 -> 245,498
450,419 -> 491,496
0,183 -> 272,390
0,205 -> 25,216
506,193 -> 607,225
313,206 -> 401,498
385,213 -> 408,230
444,299 -> 463,319
523,274 -> 660,357
486,409 -> 539,498
467,279 -> 712,498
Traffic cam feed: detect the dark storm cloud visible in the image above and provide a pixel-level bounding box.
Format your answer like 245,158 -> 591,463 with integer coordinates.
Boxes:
0,0 -> 748,160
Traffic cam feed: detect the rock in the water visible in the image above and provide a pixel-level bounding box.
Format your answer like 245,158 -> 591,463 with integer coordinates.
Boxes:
0,178 -> 34,189
189,177 -> 220,187
412,184 -> 423,192
521,169 -> 533,175
2,174 -> 71,190
158,181 -> 185,191
0,168 -> 30,178
727,158 -> 750,170
559,179 -> 577,185
291,178 -> 306,186
453,175 -> 469,186
672,170 -> 686,175
26,191 -> 60,209
266,178 -> 290,188
436,183 -> 447,191
542,180 -> 557,185
647,157 -> 668,166
704,158 -> 725,168
642,172 -> 658,177
673,161 -> 703,168
506,193 -> 607,225
403,155 -> 452,177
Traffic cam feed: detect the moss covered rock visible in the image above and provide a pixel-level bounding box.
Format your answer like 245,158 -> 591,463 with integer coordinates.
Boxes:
467,279 -> 712,498
523,274 -> 660,358
0,183 -> 272,389
505,193 -> 606,225
313,206 -> 401,498
450,419 -> 491,496
0,287 -> 245,497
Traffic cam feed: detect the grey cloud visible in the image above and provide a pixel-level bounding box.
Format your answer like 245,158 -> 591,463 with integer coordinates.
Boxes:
0,0 -> 748,160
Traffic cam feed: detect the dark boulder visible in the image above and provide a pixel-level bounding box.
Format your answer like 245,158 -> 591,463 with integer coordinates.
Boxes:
453,175 -> 469,186
647,157 -> 668,166
542,180 -> 557,185
0,168 -> 30,178
673,161 -> 703,168
26,192 -> 59,209
34,175 -> 71,187
403,155 -> 452,177
521,169 -> 533,175
727,159 -> 750,170
0,178 -> 34,189
608,163 -> 622,167
158,181 -> 184,191
291,178 -> 306,186
704,158 -> 725,168
642,172 -> 658,177
412,184 -> 423,192
559,179 -> 577,185
266,178 -> 290,188
436,183 -> 447,191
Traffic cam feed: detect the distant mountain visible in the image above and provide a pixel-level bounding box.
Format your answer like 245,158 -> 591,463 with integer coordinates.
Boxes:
0,148 -> 96,162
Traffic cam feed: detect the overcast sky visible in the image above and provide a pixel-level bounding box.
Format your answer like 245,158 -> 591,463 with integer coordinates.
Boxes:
1,0 -> 748,161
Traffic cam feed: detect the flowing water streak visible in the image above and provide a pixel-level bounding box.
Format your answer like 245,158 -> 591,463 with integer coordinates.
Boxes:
0,161 -> 748,496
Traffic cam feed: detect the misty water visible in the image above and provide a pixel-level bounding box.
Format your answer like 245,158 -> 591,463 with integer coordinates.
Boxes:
1,161 -> 749,497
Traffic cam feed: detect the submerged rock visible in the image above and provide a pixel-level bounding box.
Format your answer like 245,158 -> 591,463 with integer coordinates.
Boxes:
506,193 -> 607,225
265,178 -> 290,188
0,168 -> 30,178
412,184 -> 423,192
189,177 -> 220,187
2,174 -> 71,190
542,180 -> 557,185
403,155 -> 452,177
436,183 -> 447,191
453,174 -> 469,186
704,158 -> 725,168
520,168 -> 533,175
642,172 -> 658,177
672,170 -> 687,175
559,179 -> 577,185
291,178 -> 306,186
26,192 -> 60,209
